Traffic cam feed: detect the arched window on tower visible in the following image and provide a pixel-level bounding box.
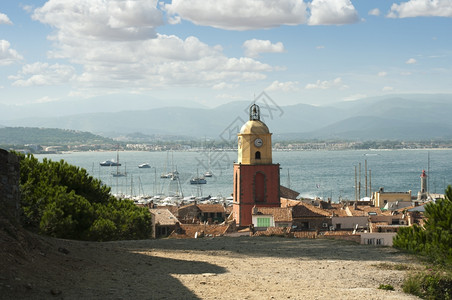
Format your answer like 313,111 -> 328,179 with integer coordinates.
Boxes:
254,172 -> 266,202
255,151 -> 261,160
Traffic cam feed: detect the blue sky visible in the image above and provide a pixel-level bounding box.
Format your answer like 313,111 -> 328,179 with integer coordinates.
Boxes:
1,0 -> 452,112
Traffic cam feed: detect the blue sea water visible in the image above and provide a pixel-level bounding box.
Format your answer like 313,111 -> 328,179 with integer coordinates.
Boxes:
35,149 -> 452,201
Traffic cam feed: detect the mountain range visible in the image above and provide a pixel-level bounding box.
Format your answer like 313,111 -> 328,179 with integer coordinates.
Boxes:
1,94 -> 451,141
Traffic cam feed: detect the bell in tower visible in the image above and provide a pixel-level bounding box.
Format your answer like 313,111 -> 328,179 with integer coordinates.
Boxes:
250,103 -> 260,121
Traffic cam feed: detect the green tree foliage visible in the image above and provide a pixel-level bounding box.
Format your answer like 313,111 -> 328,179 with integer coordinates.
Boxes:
393,186 -> 452,266
17,153 -> 152,241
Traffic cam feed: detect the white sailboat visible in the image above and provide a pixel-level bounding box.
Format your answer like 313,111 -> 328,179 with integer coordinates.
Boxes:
112,150 -> 127,177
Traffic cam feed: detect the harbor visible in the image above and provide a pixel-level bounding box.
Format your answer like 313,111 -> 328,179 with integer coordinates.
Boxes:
35,148 -> 452,205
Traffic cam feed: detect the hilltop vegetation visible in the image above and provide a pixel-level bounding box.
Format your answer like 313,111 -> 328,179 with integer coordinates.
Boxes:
393,187 -> 452,299
0,127 -> 113,146
18,153 -> 152,241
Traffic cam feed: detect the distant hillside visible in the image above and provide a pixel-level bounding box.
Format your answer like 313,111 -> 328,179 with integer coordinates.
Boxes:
303,116 -> 452,140
2,94 -> 452,141
0,127 -> 113,145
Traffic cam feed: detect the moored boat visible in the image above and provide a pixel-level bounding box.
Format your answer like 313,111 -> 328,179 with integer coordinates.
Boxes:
100,159 -> 121,166
190,177 -> 207,184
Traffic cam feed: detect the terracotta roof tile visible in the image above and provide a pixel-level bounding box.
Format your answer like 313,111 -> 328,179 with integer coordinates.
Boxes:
280,197 -> 303,207
347,205 -> 383,216
197,204 -> 226,213
280,185 -> 300,200
155,205 -> 179,216
149,209 -> 179,226
172,224 -> 231,238
255,207 -> 292,222
292,202 -> 331,218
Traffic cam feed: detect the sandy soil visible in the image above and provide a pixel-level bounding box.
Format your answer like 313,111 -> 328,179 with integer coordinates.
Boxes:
1,224 -> 422,300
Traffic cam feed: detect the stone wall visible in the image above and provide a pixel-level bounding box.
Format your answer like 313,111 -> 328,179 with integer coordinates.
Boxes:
0,149 -> 20,222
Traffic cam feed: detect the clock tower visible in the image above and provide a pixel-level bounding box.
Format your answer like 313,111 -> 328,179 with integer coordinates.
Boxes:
233,104 -> 281,226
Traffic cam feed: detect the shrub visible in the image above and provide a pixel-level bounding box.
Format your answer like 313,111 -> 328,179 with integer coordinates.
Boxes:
393,186 -> 452,267
17,153 -> 152,241
402,268 -> 452,300
378,284 -> 394,291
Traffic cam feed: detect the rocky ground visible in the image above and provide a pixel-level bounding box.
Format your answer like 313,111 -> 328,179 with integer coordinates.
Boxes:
1,218 -> 421,299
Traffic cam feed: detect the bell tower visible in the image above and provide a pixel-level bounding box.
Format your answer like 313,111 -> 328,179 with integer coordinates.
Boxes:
233,104 -> 281,226
237,104 -> 273,165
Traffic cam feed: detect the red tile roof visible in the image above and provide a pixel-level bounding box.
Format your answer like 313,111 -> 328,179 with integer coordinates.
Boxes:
292,202 -> 331,218
171,224 -> 231,238
255,207 -> 292,222
149,209 -> 179,226
197,204 -> 226,213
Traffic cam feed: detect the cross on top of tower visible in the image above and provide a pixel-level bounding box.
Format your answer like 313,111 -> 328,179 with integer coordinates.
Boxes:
250,103 -> 260,121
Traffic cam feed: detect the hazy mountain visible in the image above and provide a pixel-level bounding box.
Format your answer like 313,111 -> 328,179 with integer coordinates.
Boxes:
0,94 -> 206,121
2,94 -> 451,141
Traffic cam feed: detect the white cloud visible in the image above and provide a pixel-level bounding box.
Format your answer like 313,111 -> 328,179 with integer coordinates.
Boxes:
243,39 -> 285,58
368,8 -> 380,16
34,96 -> 59,104
11,62 -> 76,87
406,58 -> 417,64
164,0 -> 308,30
383,86 -> 394,91
33,0 -> 164,41
388,0 -> 452,18
305,77 -> 347,90
30,0 -> 274,90
0,40 -> 23,66
215,93 -> 241,99
308,0 -> 360,25
378,71 -> 387,77
265,80 -> 299,92
212,82 -> 238,90
0,12 -> 13,25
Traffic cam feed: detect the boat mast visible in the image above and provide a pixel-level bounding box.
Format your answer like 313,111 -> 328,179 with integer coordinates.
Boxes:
287,168 -> 290,189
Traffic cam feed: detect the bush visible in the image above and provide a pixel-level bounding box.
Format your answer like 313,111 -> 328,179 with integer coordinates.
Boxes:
378,284 -> 394,291
403,268 -> 452,300
17,153 -> 152,241
393,186 -> 452,267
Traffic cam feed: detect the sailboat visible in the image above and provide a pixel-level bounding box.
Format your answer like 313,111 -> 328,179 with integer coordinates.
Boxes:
111,150 -> 127,177
190,169 -> 207,184
160,151 -> 173,178
204,143 -> 213,177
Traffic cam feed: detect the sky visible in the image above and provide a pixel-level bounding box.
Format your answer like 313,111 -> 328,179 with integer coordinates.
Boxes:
1,0 -> 452,112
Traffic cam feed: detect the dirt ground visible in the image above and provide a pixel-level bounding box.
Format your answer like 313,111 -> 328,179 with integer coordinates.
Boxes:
1,223 -> 421,300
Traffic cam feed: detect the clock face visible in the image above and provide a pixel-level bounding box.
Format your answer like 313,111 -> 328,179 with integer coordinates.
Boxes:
254,138 -> 263,147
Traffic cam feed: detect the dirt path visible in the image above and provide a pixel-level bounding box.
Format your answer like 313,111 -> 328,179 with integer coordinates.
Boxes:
1,232 -> 421,299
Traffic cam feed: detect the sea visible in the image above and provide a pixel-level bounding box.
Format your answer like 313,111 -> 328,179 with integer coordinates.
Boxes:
35,149 -> 452,202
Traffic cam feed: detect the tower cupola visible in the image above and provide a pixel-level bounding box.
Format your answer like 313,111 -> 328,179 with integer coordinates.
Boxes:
237,104 -> 272,165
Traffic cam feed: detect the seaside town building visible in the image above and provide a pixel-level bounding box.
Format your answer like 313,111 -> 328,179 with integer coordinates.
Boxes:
233,104 -> 281,226
372,187 -> 412,208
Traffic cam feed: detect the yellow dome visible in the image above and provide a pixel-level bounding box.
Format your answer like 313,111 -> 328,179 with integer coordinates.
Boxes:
240,120 -> 269,134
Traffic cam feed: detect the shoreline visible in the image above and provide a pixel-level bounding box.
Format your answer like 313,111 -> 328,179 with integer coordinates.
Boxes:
36,147 -> 452,156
